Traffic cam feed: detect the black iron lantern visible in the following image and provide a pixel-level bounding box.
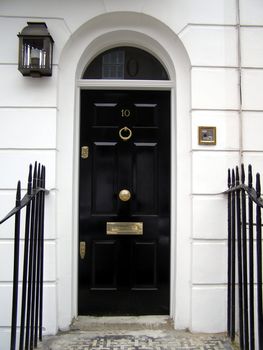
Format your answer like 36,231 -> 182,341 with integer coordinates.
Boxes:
18,22 -> 54,77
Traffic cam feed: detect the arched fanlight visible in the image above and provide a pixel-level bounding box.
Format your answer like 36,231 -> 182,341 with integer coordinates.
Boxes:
18,22 -> 54,77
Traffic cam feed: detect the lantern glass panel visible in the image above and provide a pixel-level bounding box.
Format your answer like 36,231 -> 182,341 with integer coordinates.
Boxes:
21,39 -> 46,68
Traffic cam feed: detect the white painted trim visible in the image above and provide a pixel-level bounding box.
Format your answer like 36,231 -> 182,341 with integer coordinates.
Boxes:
76,80 -> 174,89
57,12 -> 191,331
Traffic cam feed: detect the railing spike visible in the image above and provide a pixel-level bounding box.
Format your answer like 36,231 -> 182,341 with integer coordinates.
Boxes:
28,164 -> 32,181
40,165 -> 45,188
236,166 -> 240,185
37,163 -> 41,182
16,181 -> 21,204
228,169 -> 231,188
33,162 -> 37,176
256,173 -> 261,198
43,166 -> 46,187
241,164 -> 245,184
33,162 -> 37,189
248,164 -> 253,188
28,164 -> 33,195
232,168 -> 235,181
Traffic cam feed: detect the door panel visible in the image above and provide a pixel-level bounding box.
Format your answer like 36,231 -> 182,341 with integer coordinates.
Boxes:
92,143 -> 118,215
132,241 -> 157,288
79,90 -> 170,315
91,240 -> 117,289
133,143 -> 158,214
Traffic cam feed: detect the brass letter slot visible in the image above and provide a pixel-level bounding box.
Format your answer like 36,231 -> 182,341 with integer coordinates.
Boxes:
107,222 -> 143,235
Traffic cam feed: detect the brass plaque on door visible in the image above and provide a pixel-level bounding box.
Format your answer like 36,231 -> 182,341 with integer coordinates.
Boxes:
107,222 -> 143,235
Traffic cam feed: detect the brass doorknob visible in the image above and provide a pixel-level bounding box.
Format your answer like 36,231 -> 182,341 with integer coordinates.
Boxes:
119,189 -> 131,202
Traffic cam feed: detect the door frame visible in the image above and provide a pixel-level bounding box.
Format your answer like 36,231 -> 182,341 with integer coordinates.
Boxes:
75,82 -> 174,315
57,13 -> 191,331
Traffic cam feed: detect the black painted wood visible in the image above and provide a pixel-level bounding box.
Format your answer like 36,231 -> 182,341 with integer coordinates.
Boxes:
78,90 -> 170,315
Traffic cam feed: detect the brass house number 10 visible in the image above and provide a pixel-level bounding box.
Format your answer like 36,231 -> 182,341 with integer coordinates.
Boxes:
121,109 -> 131,117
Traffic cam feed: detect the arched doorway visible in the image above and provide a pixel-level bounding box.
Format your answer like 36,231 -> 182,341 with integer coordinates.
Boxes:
78,47 -> 170,315
57,12 -> 191,330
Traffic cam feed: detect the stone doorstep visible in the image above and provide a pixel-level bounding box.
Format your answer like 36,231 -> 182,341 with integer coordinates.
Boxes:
72,315 -> 173,331
38,316 -> 235,350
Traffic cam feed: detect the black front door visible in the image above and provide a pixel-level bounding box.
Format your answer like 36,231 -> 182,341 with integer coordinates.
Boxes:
78,90 -> 170,315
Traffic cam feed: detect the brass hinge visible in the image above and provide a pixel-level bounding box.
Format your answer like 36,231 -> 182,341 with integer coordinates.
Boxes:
81,146 -> 89,159
80,241 -> 86,259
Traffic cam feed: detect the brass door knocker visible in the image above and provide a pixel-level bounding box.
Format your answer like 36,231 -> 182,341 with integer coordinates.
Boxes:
119,126 -> 132,141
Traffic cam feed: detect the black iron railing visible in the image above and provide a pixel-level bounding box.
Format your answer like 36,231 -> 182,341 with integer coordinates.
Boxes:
227,164 -> 263,350
0,162 -> 48,350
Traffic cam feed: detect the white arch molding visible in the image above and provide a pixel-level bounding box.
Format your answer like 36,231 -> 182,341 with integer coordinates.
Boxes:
57,12 -> 191,331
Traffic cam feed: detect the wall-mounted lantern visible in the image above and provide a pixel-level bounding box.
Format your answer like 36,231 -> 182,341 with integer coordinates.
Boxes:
18,22 -> 54,77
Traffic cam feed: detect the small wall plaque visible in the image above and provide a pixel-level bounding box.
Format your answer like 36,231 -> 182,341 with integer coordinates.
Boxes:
198,126 -> 216,145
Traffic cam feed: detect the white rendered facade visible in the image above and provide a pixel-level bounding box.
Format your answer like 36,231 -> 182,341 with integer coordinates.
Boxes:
0,0 -> 263,348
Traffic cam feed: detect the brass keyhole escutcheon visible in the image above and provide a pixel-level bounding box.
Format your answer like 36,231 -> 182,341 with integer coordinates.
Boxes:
119,189 -> 131,202
80,241 -> 86,259
119,127 -> 132,141
81,146 -> 89,159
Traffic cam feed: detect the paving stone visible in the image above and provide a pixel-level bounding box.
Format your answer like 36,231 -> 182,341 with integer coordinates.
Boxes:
39,317 -> 234,350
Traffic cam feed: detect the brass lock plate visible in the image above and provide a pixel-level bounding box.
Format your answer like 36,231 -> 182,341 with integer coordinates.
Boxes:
80,241 -> 86,259
81,146 -> 89,159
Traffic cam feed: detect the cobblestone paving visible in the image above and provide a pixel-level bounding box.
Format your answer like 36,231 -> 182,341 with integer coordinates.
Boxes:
40,317 -> 234,350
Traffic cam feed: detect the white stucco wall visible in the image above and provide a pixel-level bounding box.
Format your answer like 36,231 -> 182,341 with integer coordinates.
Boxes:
0,0 -> 263,348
